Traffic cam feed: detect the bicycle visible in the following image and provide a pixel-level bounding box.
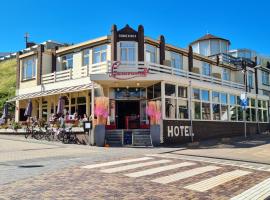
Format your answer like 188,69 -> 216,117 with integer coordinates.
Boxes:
24,120 -> 40,139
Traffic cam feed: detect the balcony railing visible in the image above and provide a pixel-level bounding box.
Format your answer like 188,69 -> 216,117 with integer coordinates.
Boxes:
41,61 -> 245,90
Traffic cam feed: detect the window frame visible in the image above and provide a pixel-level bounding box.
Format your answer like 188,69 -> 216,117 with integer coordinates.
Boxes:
93,45 -> 107,64
22,56 -> 36,80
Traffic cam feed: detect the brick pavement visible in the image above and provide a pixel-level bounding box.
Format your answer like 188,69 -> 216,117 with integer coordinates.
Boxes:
1,156 -> 270,200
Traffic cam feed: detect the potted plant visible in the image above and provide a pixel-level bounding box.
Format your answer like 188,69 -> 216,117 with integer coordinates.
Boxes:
94,96 -> 109,147
146,101 -> 161,147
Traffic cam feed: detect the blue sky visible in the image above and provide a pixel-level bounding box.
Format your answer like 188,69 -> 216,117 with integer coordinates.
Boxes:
1,0 -> 270,55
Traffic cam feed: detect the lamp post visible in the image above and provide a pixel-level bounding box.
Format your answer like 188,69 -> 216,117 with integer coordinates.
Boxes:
189,80 -> 193,143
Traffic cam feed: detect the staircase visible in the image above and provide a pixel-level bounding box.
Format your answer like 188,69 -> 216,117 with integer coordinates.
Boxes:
133,129 -> 152,147
105,129 -> 152,147
105,130 -> 123,146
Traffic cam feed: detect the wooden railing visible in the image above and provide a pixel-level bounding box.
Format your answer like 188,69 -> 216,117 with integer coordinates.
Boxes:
41,61 -> 245,90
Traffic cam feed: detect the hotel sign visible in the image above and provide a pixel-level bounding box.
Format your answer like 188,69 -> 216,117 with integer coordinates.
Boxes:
117,25 -> 138,42
110,61 -> 149,80
163,120 -> 194,144
118,33 -> 137,40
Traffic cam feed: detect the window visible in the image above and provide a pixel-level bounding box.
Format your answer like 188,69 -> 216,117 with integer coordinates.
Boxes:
222,68 -> 230,81
171,52 -> 183,69
178,86 -> 187,98
262,71 -> 269,85
147,85 -> 153,99
165,98 -> 176,118
82,49 -> 90,66
230,95 -> 236,105
62,54 -> 73,70
212,91 -> 220,103
201,90 -> 209,101
178,99 -> 188,119
202,62 -> 211,76
210,40 -> 220,55
165,84 -> 176,97
193,88 -> 200,100
146,45 -> 157,63
93,45 -> 107,64
199,40 -> 209,56
192,102 -> 201,119
22,56 -> 36,80
258,100 -> 268,122
237,107 -> 243,121
202,102 -> 211,120
248,71 -> 253,88
221,93 -> 227,104
120,42 -> 136,62
213,104 -> 220,120
154,83 -> 161,98
212,91 -> 220,120
230,95 -> 237,121
221,105 -> 229,121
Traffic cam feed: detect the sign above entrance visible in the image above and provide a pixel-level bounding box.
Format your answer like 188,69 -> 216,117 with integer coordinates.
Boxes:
110,61 -> 149,80
117,25 -> 138,42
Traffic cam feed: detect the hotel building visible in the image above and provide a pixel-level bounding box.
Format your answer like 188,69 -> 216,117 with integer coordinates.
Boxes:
8,24 -> 270,145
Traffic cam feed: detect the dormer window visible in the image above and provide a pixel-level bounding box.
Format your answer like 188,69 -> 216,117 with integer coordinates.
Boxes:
62,54 -> 73,70
22,56 -> 36,80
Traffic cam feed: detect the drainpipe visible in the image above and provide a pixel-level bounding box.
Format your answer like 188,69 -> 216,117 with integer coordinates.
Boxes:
189,80 -> 193,143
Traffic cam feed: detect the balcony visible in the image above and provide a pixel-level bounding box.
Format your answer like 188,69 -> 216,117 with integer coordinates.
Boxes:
41,62 -> 108,84
41,61 -> 245,90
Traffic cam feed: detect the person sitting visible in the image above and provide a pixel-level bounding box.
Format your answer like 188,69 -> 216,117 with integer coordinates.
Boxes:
74,112 -> 79,121
82,114 -> 88,122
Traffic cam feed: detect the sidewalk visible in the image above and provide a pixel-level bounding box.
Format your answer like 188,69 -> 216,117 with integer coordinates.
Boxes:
168,134 -> 270,165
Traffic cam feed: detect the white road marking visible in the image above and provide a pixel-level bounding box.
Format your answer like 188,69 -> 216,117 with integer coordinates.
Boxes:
81,157 -> 153,169
147,154 -> 270,172
125,162 -> 196,178
152,166 -> 221,184
230,178 -> 270,200
100,160 -> 172,173
184,170 -> 251,192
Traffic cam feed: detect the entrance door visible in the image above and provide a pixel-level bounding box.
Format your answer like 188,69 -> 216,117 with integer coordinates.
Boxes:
116,101 -> 140,129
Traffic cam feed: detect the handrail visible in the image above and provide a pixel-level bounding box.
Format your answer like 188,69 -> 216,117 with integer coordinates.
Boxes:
40,61 -> 245,90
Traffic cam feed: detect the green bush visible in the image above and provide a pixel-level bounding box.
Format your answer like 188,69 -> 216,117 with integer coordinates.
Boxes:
0,59 -> 16,117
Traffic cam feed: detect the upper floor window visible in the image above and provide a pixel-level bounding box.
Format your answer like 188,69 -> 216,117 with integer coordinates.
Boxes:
248,71 -> 253,88
146,44 -> 157,63
262,71 -> 269,85
199,40 -> 209,56
62,54 -> 73,70
202,62 -> 211,76
222,68 -> 230,81
93,45 -> 107,64
171,52 -> 183,70
120,42 -> 136,62
82,49 -> 90,66
22,56 -> 36,80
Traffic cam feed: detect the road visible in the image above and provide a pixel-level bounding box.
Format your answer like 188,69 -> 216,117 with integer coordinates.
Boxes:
0,135 -> 270,200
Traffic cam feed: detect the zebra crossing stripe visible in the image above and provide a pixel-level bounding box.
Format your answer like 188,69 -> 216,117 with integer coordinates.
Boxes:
230,178 -> 270,200
100,160 -> 172,173
184,170 -> 251,192
81,157 -> 153,169
125,162 -> 196,178
152,166 -> 221,184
